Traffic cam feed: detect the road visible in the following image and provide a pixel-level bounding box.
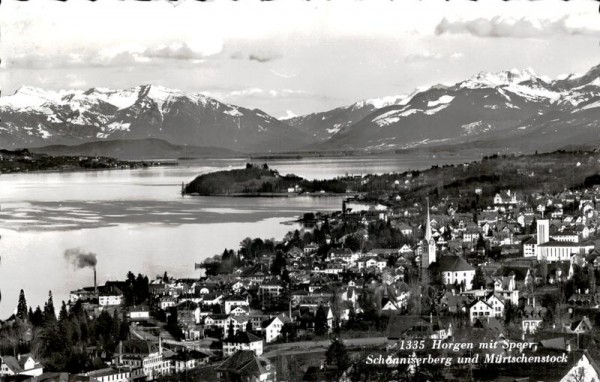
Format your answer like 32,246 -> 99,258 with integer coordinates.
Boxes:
263,336 -> 387,357
131,324 -> 386,358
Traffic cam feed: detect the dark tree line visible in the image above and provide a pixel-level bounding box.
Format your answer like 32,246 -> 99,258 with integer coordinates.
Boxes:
123,272 -> 149,306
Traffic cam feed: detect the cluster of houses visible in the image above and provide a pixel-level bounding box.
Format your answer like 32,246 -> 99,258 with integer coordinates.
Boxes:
5,183 -> 600,381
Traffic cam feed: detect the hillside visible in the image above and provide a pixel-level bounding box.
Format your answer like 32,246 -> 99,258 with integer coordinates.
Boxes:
29,138 -> 238,160
0,148 -> 158,174
184,149 -> 600,201
183,164 -> 353,196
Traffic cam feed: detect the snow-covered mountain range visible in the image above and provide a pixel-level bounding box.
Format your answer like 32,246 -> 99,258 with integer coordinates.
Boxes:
2,64 -> 600,154
301,64 -> 600,152
286,94 -> 408,141
0,85 -> 312,153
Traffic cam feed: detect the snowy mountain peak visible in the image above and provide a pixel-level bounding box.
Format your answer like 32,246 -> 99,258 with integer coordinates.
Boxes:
351,95 -> 408,110
461,68 -> 539,89
1,86 -> 66,109
0,84 -> 311,152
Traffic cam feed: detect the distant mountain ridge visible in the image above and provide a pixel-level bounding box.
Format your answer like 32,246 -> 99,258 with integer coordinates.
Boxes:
298,64 -> 600,152
286,94 -> 408,141
2,64 -> 600,155
29,138 -> 238,160
0,85 -> 312,153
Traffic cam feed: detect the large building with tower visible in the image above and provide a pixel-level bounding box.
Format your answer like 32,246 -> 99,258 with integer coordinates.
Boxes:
528,219 -> 594,261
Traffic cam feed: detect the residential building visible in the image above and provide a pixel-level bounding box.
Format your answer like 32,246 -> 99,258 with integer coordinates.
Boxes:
0,354 -> 44,377
216,350 -> 276,382
115,339 -> 170,380
261,316 -> 284,343
437,255 -> 475,290
223,295 -> 249,314
222,332 -> 264,357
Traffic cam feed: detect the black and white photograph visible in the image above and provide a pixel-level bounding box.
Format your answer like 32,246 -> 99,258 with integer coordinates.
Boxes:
1,0 -> 600,381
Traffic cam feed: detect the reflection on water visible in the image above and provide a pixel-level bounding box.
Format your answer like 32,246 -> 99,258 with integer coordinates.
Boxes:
0,198 -> 343,231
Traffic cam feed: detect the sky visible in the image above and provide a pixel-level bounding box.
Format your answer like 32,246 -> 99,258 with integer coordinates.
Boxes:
2,0 -> 600,118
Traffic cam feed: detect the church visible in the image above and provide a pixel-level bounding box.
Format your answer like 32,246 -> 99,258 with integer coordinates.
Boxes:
420,198 -> 437,284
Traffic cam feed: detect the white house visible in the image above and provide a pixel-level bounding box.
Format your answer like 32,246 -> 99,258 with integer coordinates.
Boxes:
204,314 -> 229,332
158,296 -> 176,310
99,286 -> 124,307
128,306 -> 151,321
438,256 -> 476,290
261,316 -> 285,343
0,354 -> 44,377
223,295 -> 249,314
78,367 -> 145,382
399,244 -> 413,254
258,280 -> 285,304
494,275 -> 519,305
469,300 -> 495,322
485,295 -> 505,318
225,315 -> 250,335
222,332 -> 264,357
229,306 -> 250,316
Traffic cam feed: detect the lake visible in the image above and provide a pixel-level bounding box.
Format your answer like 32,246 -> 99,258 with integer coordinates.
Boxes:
0,154 -> 478,318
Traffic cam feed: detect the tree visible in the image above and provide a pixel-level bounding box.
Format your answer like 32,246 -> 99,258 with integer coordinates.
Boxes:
227,321 -> 235,339
326,339 -> 351,376
44,291 -> 57,323
529,218 -> 537,235
344,234 -> 361,252
30,306 -> 44,327
58,301 -> 68,322
95,310 -> 117,351
473,266 -> 487,290
476,233 -> 486,251
133,274 -> 149,305
504,301 -> 514,324
270,251 -> 287,276
16,290 -> 27,320
119,321 -> 130,341
314,305 -> 329,336
166,307 -> 183,340
281,268 -> 291,284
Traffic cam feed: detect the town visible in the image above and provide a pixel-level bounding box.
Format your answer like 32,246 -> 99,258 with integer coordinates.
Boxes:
3,150 -> 600,381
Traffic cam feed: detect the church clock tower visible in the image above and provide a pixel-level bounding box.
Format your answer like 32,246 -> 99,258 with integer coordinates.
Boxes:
421,198 -> 437,269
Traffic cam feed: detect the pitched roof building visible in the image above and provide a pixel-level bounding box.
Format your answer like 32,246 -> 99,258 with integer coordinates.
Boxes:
216,350 -> 276,382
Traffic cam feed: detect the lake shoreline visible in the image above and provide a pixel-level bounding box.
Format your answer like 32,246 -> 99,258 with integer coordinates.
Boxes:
184,191 -> 360,198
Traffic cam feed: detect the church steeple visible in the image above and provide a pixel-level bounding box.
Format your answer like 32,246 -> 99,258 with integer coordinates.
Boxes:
421,197 -> 436,269
425,197 -> 432,242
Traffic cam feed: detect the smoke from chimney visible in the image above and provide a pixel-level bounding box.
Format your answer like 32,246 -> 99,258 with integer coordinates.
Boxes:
64,248 -> 98,292
64,248 -> 98,269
